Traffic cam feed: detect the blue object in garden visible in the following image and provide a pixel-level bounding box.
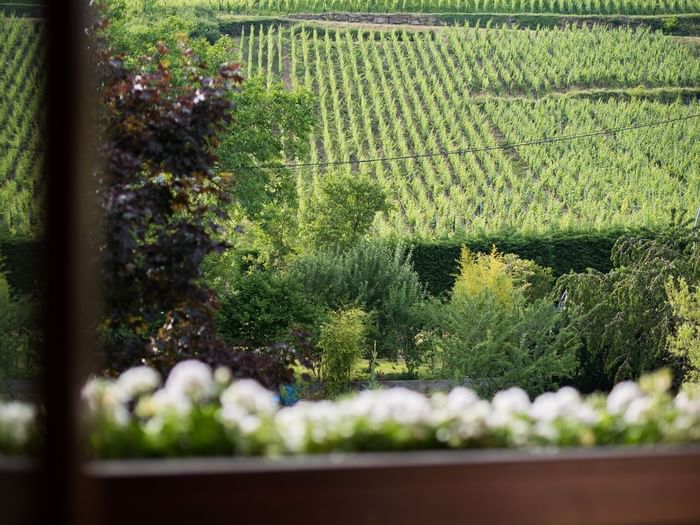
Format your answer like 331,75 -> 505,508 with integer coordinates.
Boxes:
279,383 -> 299,406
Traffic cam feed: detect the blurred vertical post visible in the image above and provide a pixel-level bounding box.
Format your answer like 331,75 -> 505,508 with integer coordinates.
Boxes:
44,0 -> 96,524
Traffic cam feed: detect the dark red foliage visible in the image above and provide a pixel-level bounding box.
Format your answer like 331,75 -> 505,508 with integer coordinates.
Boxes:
92,28 -> 295,387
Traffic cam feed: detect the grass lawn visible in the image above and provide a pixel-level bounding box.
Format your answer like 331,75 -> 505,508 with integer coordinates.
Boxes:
294,358 -> 445,383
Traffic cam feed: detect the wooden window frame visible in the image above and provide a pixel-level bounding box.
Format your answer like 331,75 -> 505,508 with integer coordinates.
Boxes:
2,3 -> 700,524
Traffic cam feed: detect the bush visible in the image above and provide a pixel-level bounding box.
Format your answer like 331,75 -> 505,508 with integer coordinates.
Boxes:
666,277 -> 700,385
556,230 -> 700,392
318,308 -> 369,396
408,227 -> 664,297
301,174 -> 391,252
217,269 -> 326,348
288,242 -> 426,359
426,246 -> 577,397
430,294 -> 578,398
0,253 -> 39,380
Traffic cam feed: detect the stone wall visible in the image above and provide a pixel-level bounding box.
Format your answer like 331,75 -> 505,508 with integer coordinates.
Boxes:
289,12 -> 446,25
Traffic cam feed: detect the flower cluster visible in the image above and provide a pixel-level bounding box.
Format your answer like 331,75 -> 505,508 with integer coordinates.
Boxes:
0,400 -> 37,455
76,362 -> 700,458
3,362 -> 700,458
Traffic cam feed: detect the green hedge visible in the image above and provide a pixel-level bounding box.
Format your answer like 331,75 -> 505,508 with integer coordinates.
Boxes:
406,228 -> 665,296
0,238 -> 42,297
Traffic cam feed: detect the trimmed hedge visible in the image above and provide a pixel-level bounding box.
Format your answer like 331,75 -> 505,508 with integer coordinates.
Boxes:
0,229 -> 670,298
0,238 -> 42,297
406,228 -> 666,296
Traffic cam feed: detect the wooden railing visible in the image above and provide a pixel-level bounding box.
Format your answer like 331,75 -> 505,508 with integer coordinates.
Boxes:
4,446 -> 700,524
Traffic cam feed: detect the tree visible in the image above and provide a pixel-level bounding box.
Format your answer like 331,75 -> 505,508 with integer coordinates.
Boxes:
215,76 -> 314,264
302,173 -> 390,252
556,231 -> 700,392
92,21 -> 298,387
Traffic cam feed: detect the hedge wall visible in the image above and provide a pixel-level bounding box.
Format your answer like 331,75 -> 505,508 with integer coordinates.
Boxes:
0,229 -> 669,298
406,228 -> 665,297
0,238 -> 42,297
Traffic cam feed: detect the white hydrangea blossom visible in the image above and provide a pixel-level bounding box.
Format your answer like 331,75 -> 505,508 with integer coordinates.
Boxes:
607,381 -> 645,415
488,387 -> 531,429
623,396 -> 654,424
80,377 -> 131,425
214,366 -> 233,387
140,387 -> 192,417
164,360 -> 215,401
117,366 -> 161,400
675,390 -> 700,416
0,401 -> 36,446
220,379 -> 278,416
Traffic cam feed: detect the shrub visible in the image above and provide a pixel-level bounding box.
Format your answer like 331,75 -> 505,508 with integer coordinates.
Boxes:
0,253 -> 39,380
288,242 -> 426,359
425,245 -> 577,397
556,230 -> 700,392
429,294 -> 578,398
453,247 -> 516,306
318,308 -> 369,396
666,277 -> 700,385
217,269 -> 326,348
453,246 -> 553,305
301,174 -> 391,252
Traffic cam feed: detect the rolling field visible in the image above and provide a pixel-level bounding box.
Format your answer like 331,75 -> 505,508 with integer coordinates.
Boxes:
232,24 -> 700,236
0,15 -> 45,237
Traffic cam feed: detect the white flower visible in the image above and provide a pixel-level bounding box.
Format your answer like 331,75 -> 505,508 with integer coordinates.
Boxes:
352,389 -> 432,427
607,381 -> 644,415
144,387 -> 191,416
81,378 -> 129,420
117,366 -> 161,400
165,360 -> 214,400
492,387 -> 530,415
623,397 -> 654,424
0,401 -> 36,445
275,404 -> 312,452
488,387 -> 531,429
220,379 -> 278,416
530,392 -> 562,422
214,366 -> 232,387
675,390 -> 700,416
193,89 -> 206,104
531,387 -> 587,424
445,387 -> 480,414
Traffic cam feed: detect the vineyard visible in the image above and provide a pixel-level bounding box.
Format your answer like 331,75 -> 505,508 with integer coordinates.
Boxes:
0,14 -> 45,238
1,11 -> 700,239
124,0 -> 700,15
227,23 -> 700,236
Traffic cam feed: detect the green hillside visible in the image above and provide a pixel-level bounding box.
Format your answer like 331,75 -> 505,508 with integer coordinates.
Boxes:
0,15 -> 45,238
232,23 -> 700,237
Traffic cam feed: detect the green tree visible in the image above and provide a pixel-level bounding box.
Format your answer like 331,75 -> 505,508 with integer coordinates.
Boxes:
428,248 -> 577,397
215,77 -> 314,263
302,174 -> 390,252
556,231 -> 700,392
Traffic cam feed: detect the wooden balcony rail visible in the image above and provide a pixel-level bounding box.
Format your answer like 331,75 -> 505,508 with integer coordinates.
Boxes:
3,446 -> 700,525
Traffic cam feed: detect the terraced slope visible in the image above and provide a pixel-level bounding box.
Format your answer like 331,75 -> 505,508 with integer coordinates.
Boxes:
233,24 -> 700,236
0,15 -> 45,237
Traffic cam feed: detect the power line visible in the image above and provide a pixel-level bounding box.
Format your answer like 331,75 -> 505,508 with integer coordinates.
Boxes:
246,113 -> 700,171
1,113 -> 698,162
